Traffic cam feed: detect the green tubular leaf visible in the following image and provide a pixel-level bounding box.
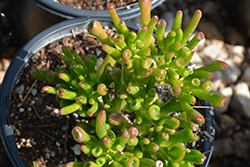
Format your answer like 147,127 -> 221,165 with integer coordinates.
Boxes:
80,144 -> 93,156
195,60 -> 228,72
72,64 -> 86,76
177,91 -> 196,105
56,88 -> 77,100
175,46 -> 190,59
130,99 -> 142,111
147,104 -> 161,121
172,10 -> 183,31
168,41 -> 181,52
181,10 -> 202,47
166,144 -> 185,162
184,50 -> 195,66
31,68 -> 47,81
102,44 -> 122,61
96,156 -> 107,166
71,80 -> 82,90
62,47 -> 74,60
156,19 -> 167,53
113,131 -> 130,151
139,0 -> 152,27
59,102 -> 82,115
87,99 -> 98,117
157,117 -> 180,130
176,112 -> 199,131
65,161 -> 84,167
179,100 -> 205,124
127,31 -> 137,48
57,72 -> 72,84
137,26 -> 148,41
186,32 -> 205,51
118,20 -> 130,40
184,70 -> 214,81
108,111 -> 122,126
143,15 -> 159,42
103,136 -> 112,149
71,126 -> 91,143
183,149 -> 206,165
160,97 -> 182,117
79,81 -> 93,95
168,128 -> 198,144
164,31 -> 176,51
191,89 -> 228,107
96,110 -> 107,140
84,161 -> 101,167
87,20 -> 113,46
77,121 -> 95,134
91,146 -> 103,157
175,28 -> 183,42
97,83 -> 107,96
114,34 -> 127,50
127,137 -> 139,146
165,51 -> 174,63
72,51 -> 85,67
42,86 -> 57,95
75,95 -> 87,104
125,157 -> 140,167
107,4 -> 121,32
139,158 -> 155,167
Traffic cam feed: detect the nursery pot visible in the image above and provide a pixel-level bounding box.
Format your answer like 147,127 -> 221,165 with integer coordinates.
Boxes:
32,0 -> 166,19
0,17 -> 214,166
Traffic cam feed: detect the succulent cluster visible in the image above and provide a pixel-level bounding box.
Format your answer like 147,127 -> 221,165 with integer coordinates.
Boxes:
32,0 -> 228,166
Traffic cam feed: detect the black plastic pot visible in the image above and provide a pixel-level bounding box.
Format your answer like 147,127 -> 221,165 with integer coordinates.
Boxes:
0,17 -> 214,167
32,0 -> 166,19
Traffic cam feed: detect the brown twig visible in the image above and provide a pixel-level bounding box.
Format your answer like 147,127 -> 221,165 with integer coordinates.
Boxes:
30,99 -> 44,123
71,29 -> 76,38
202,148 -> 215,155
29,124 -> 60,143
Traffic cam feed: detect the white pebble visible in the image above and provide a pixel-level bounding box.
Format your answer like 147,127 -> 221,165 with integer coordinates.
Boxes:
19,108 -> 25,113
31,89 -> 37,96
70,144 -> 81,155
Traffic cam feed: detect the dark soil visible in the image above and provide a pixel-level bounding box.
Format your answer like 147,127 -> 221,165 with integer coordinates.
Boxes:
56,0 -> 137,10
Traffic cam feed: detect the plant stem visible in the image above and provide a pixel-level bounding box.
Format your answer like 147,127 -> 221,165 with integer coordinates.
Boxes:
96,54 -> 116,81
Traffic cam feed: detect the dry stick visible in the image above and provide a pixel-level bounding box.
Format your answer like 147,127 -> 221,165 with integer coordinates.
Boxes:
192,106 -> 214,109
71,29 -> 76,38
18,79 -> 38,107
30,124 -> 60,143
30,99 -> 44,123
202,148 -> 215,155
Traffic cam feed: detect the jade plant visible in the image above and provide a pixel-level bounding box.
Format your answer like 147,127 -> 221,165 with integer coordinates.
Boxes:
32,0 -> 228,166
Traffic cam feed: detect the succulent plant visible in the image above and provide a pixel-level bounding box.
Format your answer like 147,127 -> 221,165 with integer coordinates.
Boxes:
32,0 -> 228,166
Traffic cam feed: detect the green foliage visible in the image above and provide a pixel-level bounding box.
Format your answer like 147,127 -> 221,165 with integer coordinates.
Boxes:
32,0 -> 228,166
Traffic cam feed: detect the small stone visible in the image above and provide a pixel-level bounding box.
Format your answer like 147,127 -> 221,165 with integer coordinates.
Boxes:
221,59 -> 241,85
213,138 -> 234,157
242,66 -> 250,84
61,125 -> 69,131
19,108 -> 25,113
231,82 -> 250,117
211,71 -> 223,91
190,52 -> 204,68
0,71 -> 5,84
71,144 -> 81,155
217,47 -> 229,61
31,89 -> 37,96
230,45 -> 245,66
56,142 -> 61,147
203,39 -> 224,62
15,84 -> 25,94
233,131 -> 250,158
219,114 -> 236,130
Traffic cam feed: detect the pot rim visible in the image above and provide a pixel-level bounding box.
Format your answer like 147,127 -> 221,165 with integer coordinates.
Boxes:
32,0 -> 166,19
